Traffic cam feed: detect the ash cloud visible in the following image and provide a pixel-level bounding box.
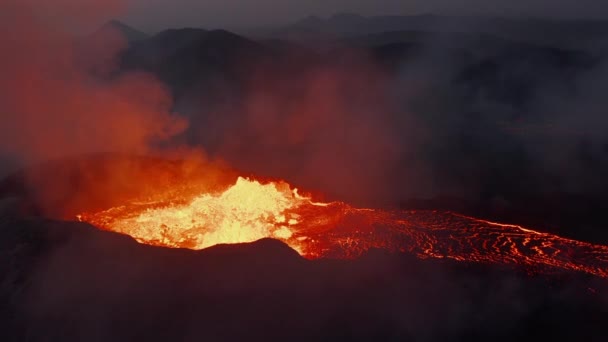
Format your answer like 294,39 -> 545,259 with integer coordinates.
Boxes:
3,2 -> 607,209
413,36 -> 608,198
162,28 -> 608,206
0,0 -> 187,176
209,52 -> 406,205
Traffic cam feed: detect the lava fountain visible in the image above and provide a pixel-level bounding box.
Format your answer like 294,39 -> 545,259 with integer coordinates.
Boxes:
77,176 -> 608,278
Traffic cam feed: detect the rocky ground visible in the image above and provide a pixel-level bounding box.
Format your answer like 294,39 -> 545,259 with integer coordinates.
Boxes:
1,211 -> 607,341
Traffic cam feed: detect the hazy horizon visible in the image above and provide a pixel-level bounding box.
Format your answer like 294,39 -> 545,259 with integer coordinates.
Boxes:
120,0 -> 608,32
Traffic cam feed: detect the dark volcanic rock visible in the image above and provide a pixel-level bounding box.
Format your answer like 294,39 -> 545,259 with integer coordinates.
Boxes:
1,217 -> 607,341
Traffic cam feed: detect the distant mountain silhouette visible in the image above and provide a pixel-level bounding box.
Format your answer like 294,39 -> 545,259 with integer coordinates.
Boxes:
120,28 -> 272,109
117,24 -> 599,113
118,23 -> 600,108
123,28 -> 210,67
100,20 -> 149,42
279,14 -> 608,48
111,25 -> 606,204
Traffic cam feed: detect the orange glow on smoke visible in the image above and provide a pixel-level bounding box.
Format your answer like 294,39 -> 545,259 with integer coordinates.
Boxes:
76,176 -> 608,278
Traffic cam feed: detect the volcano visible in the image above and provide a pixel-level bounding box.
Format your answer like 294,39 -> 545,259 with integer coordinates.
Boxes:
76,175 -> 608,278
4,155 -> 607,278
1,155 -> 608,341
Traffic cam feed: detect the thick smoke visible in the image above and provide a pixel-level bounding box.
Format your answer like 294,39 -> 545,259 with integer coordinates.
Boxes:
0,0 -> 186,174
212,53 -> 405,205
519,60 -> 608,193
382,29 -> 608,201
178,32 -> 608,205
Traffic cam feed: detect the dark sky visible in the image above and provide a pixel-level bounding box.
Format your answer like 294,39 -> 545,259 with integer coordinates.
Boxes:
122,0 -> 608,31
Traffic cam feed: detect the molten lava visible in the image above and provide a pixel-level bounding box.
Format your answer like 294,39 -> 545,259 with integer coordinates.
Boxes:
78,177 -> 608,278
79,177 -> 323,252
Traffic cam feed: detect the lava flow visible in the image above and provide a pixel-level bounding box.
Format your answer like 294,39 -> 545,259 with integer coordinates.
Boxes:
77,177 -> 608,278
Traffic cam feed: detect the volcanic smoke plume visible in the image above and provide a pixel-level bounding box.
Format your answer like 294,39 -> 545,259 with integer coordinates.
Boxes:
212,57 -> 406,205
0,0 -> 186,168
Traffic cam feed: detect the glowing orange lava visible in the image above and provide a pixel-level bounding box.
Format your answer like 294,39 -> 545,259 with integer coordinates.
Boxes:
78,177 -> 608,278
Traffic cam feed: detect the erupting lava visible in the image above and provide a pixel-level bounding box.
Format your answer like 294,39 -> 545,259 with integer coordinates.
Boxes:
78,177 -> 608,278
79,177 -> 324,252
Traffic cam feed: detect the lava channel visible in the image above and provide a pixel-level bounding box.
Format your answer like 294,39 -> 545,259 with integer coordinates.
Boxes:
77,177 -> 608,278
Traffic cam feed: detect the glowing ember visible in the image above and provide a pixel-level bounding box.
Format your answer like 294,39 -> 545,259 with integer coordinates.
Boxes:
78,177 -> 608,278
